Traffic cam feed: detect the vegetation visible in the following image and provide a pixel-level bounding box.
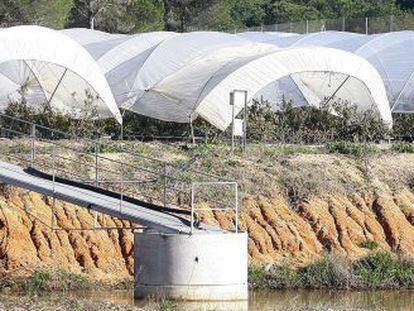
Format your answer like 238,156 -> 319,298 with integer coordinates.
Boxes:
1,98 -> 391,145
0,268 -> 132,294
0,294 -> 179,311
326,141 -> 379,157
249,252 -> 414,290
1,0 -> 414,32
392,141 -> 414,153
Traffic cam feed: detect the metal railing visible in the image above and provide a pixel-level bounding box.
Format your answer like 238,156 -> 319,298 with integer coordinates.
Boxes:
187,13 -> 414,35
190,181 -> 239,234
0,112 -> 240,233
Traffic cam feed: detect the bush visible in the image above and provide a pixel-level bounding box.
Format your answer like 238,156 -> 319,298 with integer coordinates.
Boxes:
359,240 -> 378,250
352,252 -> 414,289
248,252 -> 414,290
28,270 -> 51,291
392,142 -> 414,153
298,254 -> 351,289
326,141 -> 379,157
248,265 -> 268,289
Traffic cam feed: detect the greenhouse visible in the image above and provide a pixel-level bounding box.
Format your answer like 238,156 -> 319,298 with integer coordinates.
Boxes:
248,30 -> 414,114
57,29 -> 393,129
0,26 -> 122,123
0,26 -> 408,130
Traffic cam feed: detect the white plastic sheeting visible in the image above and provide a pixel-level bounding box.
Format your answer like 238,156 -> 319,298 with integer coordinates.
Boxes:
86,31 -> 276,122
0,26 -> 122,123
238,31 -> 299,42
192,47 -> 392,130
61,28 -> 126,45
57,28 -> 393,130
251,31 -> 414,113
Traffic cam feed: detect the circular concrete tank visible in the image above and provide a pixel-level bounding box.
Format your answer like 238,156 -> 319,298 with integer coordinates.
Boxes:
134,231 -> 248,301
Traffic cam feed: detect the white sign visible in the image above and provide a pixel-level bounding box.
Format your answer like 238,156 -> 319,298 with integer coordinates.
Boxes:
232,91 -> 246,109
233,119 -> 244,137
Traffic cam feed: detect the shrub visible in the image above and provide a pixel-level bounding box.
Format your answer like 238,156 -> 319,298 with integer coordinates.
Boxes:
326,141 -> 378,157
352,252 -> 414,289
359,240 -> 378,250
248,265 -> 268,289
298,254 -> 351,289
28,270 -> 51,291
392,142 -> 414,153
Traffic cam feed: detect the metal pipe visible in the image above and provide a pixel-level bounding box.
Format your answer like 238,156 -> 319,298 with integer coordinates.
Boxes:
95,142 -> 99,187
163,163 -> 167,207
30,124 -> 36,168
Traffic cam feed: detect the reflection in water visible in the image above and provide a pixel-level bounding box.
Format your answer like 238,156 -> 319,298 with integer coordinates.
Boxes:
43,289 -> 414,311
248,289 -> 414,311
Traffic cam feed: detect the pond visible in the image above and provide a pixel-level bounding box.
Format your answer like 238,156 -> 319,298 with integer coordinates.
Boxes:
57,288 -> 414,311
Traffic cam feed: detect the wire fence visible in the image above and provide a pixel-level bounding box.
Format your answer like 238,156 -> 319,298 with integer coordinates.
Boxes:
187,14 -> 414,35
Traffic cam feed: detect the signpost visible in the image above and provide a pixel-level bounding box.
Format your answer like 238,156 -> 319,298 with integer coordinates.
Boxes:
230,90 -> 248,153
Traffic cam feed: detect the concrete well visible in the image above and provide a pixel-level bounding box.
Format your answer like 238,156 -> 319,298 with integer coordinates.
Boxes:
134,231 -> 248,301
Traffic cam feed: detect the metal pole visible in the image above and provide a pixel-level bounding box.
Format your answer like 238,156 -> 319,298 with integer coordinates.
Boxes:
390,15 -> 394,32
305,20 -> 309,34
230,92 -> 235,153
189,116 -> 195,144
31,124 -> 36,168
120,123 -> 124,141
47,68 -> 68,106
243,91 -> 248,152
325,75 -> 351,107
163,163 -> 167,207
94,142 -> 99,187
94,211 -> 98,228
120,162 -> 124,212
342,16 -> 346,31
191,184 -> 195,234
365,17 -> 369,35
235,183 -> 238,234
52,143 -> 56,230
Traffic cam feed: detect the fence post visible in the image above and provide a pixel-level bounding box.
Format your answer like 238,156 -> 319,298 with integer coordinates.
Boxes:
390,15 -> 394,32
235,183 -> 238,234
342,16 -> 346,31
31,124 -> 36,168
94,142 -> 99,187
120,162 -> 124,212
191,184 -> 195,234
163,163 -> 167,207
305,20 -> 309,34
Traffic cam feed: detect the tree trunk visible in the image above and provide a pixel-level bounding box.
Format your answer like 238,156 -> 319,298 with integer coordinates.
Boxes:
163,0 -> 176,31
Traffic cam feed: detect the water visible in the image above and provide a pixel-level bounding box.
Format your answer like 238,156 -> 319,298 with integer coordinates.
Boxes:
58,289 -> 414,310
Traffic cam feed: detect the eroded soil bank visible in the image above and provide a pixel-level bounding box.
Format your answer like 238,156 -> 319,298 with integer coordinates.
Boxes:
2,145 -> 414,285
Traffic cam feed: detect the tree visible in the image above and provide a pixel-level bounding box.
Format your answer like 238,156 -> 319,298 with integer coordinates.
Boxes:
397,0 -> 414,10
230,0 -> 267,28
127,0 -> 164,32
0,0 -> 74,29
263,0 -> 321,24
67,0 -> 164,33
67,0 -> 130,32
